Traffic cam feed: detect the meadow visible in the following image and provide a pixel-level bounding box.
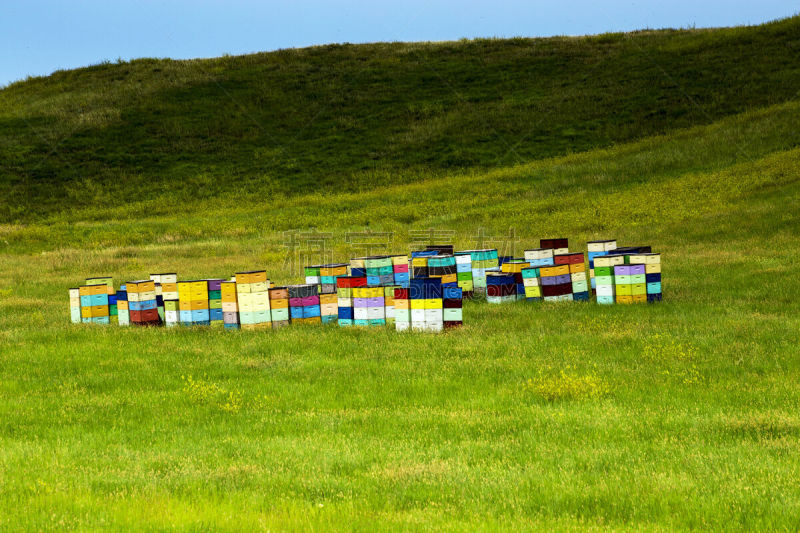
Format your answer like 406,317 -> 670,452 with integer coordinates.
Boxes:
1,17 -> 800,532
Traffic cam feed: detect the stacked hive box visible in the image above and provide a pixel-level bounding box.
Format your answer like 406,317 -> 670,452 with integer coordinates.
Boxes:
336,276 -> 364,326
236,271 -> 271,329
365,256 -> 395,287
304,265 -> 321,285
206,279 -> 225,326
269,287 -> 290,327
178,280 -> 209,326
443,286 -> 463,328
390,255 -> 410,287
524,248 -> 555,268
128,280 -> 160,325
593,254 -> 624,304
555,252 -> 589,301
539,264 -> 572,301
384,286 -> 398,324
288,284 -> 320,324
501,260 -> 528,300
353,284 -> 386,326
319,263 -> 348,294
393,287 -> 410,330
152,273 -> 178,327
77,283 -> 110,324
408,277 -> 443,331
221,281 -> 239,329
427,255 -> 458,287
486,272 -> 516,304
521,267 -> 542,300
87,276 -> 116,322
586,240 -> 617,291
319,291 -> 338,324
116,285 -> 129,326
613,262 -> 646,304
454,253 -> 474,297
68,288 -> 81,323
644,253 -> 662,302
466,249 -> 500,294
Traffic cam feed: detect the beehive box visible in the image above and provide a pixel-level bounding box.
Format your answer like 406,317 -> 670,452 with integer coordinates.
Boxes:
407,277 -> 443,332
553,252 -> 589,301
524,248 -> 555,268
427,254 -> 458,287
390,255 -> 410,288
127,279 -> 160,325
539,264 -> 572,302
288,284 -> 320,325
236,271 -> 271,330
453,253 -> 474,297
269,287 -> 290,327
593,254 -> 625,304
177,280 -> 209,326
116,285 -> 130,326
304,265 -> 322,285
586,240 -> 617,291
78,283 -> 110,325
643,253 -> 662,302
486,272 -> 516,304
336,276 -> 363,326
521,267 -> 542,300
220,280 -> 239,329
540,238 -> 569,255
443,286 -> 463,328
352,285 -> 385,326
319,263 -> 349,294
459,249 -> 499,294
68,287 -> 81,324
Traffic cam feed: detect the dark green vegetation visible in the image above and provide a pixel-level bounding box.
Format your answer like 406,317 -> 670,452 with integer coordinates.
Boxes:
1,16 -> 799,531
1,16 -> 799,220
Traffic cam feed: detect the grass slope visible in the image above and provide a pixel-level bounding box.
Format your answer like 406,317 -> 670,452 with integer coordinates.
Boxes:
0,97 -> 799,529
1,16 -> 800,220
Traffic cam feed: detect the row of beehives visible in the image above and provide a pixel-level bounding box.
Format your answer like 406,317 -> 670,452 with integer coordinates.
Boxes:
68,239 -> 662,330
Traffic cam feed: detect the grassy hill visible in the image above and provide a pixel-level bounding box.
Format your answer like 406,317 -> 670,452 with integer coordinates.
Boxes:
1,16 -> 800,221
0,17 -> 799,531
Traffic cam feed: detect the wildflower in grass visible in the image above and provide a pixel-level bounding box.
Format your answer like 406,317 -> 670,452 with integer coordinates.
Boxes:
524,365 -> 610,401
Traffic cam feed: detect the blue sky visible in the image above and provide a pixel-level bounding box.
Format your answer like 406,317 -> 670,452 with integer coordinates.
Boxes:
1,0 -> 797,86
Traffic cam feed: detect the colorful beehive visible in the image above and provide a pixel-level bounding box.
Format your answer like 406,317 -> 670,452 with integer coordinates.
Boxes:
613,262 -> 647,304
553,252 -> 589,301
163,298 -> 179,327
127,279 -> 160,325
458,249 -> 499,295
149,273 -> 177,322
206,279 -> 225,326
443,286 -> 463,328
408,277 -> 443,331
644,253 -> 662,302
393,287 -> 410,330
319,263 -> 348,294
236,271 -> 271,329
218,281 -> 239,329
453,253 -> 474,297
521,267 -> 542,300
390,255 -> 410,287
352,284 -> 385,326
593,254 -> 624,305
116,285 -> 130,326
336,276 -> 362,326
304,265 -> 322,285
68,287 -> 81,323
84,276 -> 116,323
269,287 -> 290,327
539,264 -> 572,301
486,272 -> 516,304
177,280 -> 209,326
364,256 -> 395,287
586,240 -> 617,291
319,291 -> 338,324
524,248 -> 555,268
288,284 -> 320,324
427,254 -> 458,286
501,260 -> 528,300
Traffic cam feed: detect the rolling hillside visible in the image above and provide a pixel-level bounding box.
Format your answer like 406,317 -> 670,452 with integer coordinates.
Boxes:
1,16 -> 799,221
0,17 -> 799,531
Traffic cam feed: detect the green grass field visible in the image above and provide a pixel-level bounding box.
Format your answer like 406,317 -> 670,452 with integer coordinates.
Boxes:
1,17 -> 800,531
